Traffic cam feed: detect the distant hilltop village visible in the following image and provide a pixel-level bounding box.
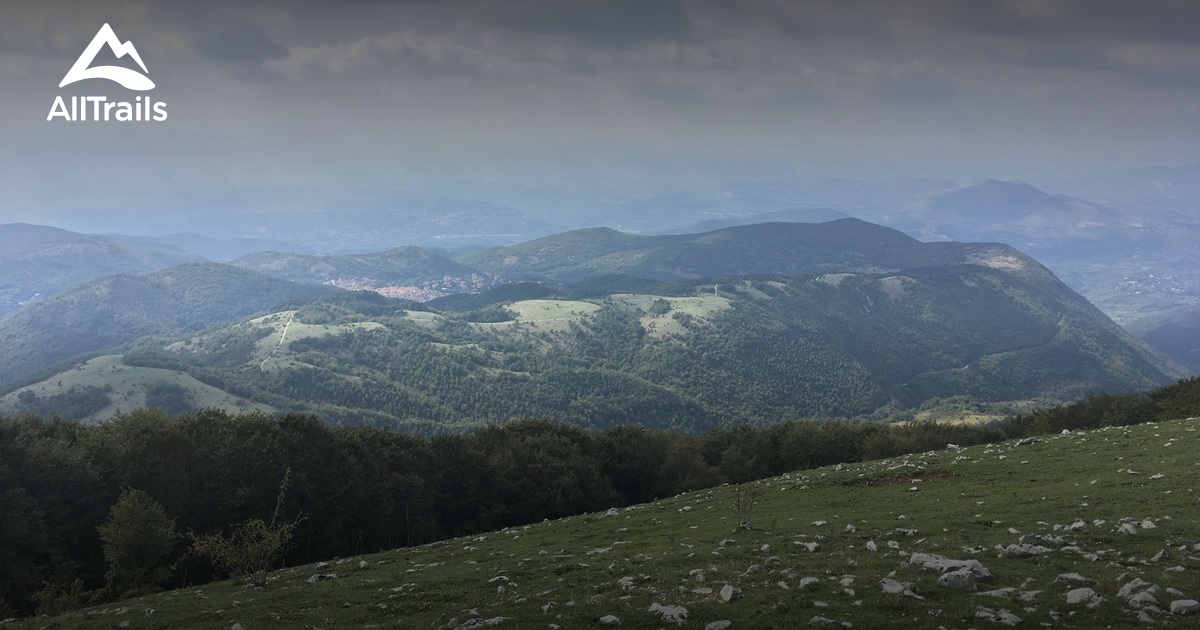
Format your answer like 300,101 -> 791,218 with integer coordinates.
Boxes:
324,273 -> 500,301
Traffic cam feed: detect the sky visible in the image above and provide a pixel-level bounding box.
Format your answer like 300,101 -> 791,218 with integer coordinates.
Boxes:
2,0 -> 1199,237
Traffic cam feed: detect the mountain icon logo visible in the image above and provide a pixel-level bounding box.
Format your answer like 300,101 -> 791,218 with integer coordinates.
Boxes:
59,23 -> 155,91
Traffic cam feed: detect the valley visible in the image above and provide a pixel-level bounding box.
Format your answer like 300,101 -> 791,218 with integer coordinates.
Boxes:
6,2 -> 1200,626
0,220 -> 1183,432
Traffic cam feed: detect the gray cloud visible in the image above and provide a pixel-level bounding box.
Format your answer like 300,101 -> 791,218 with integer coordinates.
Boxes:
490,0 -> 693,47
195,19 -> 288,63
2,0 -> 1200,211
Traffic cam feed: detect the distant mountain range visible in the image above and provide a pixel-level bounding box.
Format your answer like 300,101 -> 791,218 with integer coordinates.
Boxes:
0,220 -> 1184,430
233,247 -> 490,292
7,170 -> 1200,328
0,223 -> 317,316
1061,162 -> 1200,203
869,179 -> 1196,324
1127,305 -> 1200,374
108,232 -> 311,262
894,180 -> 1143,254
0,223 -> 204,315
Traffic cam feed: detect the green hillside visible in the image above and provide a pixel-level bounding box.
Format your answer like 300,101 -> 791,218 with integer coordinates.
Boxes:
0,223 -> 204,315
0,355 -> 273,421
0,264 -> 336,390
19,415 -> 1200,629
1,220 -> 1186,428
8,262 -> 1182,430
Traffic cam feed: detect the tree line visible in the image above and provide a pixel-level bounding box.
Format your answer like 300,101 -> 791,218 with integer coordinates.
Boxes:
3,375 -> 1198,618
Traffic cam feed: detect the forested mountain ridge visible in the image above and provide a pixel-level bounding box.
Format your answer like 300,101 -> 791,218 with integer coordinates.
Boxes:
0,223 -> 204,315
0,264 -> 336,390
454,219 -> 1065,284
0,219 -> 1184,428
2,250 -> 1183,430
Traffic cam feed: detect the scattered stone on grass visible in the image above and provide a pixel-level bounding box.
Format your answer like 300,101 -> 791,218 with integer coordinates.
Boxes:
456,618 -> 510,629
999,543 -> 1051,557
306,573 -> 337,583
1065,587 -> 1102,607
1118,578 -> 1153,599
809,616 -> 851,627
1054,573 -> 1092,585
937,568 -> 977,592
880,578 -> 923,599
975,606 -> 1022,626
647,603 -> 688,625
1128,591 -> 1160,609
977,588 -> 1040,601
1170,600 -> 1200,615
909,552 -> 993,579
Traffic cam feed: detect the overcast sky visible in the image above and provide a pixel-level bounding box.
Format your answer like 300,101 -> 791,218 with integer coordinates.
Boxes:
3,0 -> 1199,233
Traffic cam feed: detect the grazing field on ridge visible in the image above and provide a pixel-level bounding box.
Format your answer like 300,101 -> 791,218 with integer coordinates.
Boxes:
20,417 -> 1200,629
0,355 -> 273,421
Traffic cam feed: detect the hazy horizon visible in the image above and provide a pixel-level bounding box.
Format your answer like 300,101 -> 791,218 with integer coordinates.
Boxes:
3,1 -> 1200,244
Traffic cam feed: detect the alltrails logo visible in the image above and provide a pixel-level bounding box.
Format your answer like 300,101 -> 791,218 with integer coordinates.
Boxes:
47,23 -> 168,122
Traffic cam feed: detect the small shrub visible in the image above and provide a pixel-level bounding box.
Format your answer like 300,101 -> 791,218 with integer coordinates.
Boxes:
184,468 -> 298,587
32,579 -> 91,616
185,518 -> 294,587
731,483 -> 761,530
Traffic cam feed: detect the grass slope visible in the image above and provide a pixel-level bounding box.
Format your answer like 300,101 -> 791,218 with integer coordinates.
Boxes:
27,416 -> 1200,629
0,355 -> 273,422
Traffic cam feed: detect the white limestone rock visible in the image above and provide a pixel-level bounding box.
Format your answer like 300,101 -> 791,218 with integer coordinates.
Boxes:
1170,600 -> 1200,615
